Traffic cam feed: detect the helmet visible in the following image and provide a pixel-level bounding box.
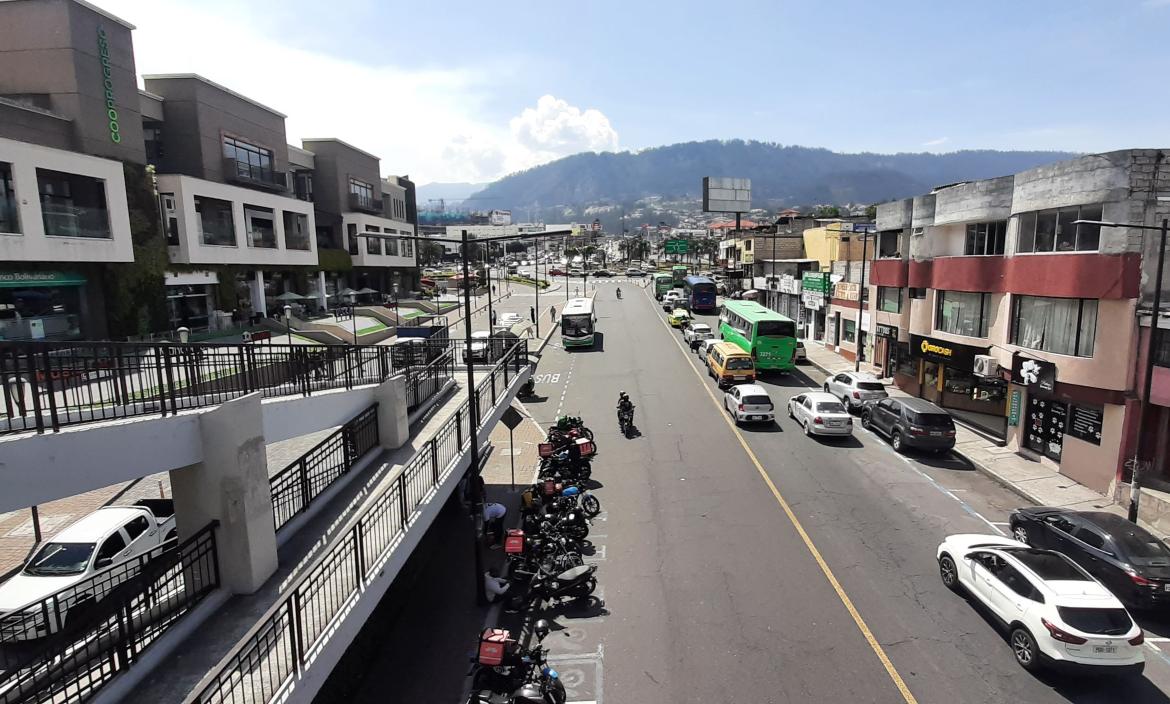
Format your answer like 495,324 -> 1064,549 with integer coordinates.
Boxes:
562,486 -> 580,497
512,683 -> 545,704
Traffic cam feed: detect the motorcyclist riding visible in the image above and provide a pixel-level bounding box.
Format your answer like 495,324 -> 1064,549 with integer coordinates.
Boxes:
616,391 -> 634,431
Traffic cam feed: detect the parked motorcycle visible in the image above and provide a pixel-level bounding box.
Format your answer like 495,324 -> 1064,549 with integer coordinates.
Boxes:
508,563 -> 598,610
468,620 -> 566,704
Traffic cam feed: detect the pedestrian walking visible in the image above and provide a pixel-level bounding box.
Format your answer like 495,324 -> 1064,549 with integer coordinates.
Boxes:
491,310 -> 497,326
549,305 -> 556,323
530,305 -> 536,323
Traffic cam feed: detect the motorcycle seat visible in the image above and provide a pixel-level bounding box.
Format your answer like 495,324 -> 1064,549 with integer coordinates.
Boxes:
556,565 -> 592,581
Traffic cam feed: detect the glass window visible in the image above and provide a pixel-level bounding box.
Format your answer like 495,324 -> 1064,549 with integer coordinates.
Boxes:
195,196 -> 236,246
95,532 -> 126,565
366,232 -> 381,255
1056,607 -> 1133,636
123,516 -> 150,541
1073,527 -> 1106,550
894,342 -> 917,377
1110,523 -> 1170,562
936,291 -> 990,337
842,319 -> 856,343
756,320 -> 796,337
1004,548 -> 1090,581
347,223 -> 359,255
244,205 -> 276,248
1012,295 -> 1098,357
349,178 -> 374,209
283,211 -> 310,250
1077,205 -> 1102,251
24,542 -> 95,576
878,286 -> 902,313
1016,205 -> 1103,253
1016,212 -> 1036,253
385,238 -> 399,256
1,161 -> 20,234
223,137 -> 276,185
965,221 -> 1007,256
1155,329 -> 1170,368
37,169 -> 111,239
816,401 -> 846,413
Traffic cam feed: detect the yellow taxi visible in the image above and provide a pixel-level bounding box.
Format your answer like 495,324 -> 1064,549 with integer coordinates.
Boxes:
668,308 -> 692,328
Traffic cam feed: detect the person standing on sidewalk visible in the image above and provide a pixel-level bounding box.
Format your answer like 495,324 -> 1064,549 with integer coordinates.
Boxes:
549,305 -> 556,324
530,306 -> 536,324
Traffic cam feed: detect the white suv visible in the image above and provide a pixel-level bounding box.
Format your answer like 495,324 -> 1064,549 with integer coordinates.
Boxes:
823,371 -> 888,410
937,534 -> 1145,676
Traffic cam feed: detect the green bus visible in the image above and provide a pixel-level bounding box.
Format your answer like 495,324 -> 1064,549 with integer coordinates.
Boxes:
718,300 -> 799,372
671,265 -> 688,284
653,273 -> 674,300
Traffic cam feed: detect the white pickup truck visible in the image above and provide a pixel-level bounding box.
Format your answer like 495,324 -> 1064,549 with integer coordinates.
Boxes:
0,499 -> 176,639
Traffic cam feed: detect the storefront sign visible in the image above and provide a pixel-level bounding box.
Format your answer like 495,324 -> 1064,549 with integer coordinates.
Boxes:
742,251 -> 754,264
0,271 -> 87,288
909,333 -> 988,370
1008,389 -> 1022,426
801,291 -> 824,310
778,275 -> 801,294
1067,404 -> 1103,445
97,27 -> 121,143
1011,352 -> 1057,393
801,271 -> 830,295
833,281 -> 860,301
875,323 -> 898,339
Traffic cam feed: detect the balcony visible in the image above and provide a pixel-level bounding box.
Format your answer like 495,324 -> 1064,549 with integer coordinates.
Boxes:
222,157 -> 287,193
348,192 -> 383,214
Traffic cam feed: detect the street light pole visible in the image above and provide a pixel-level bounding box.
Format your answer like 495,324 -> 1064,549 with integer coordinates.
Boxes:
283,305 -> 293,345
461,229 -> 487,605
535,236 -> 541,338
855,229 -> 869,372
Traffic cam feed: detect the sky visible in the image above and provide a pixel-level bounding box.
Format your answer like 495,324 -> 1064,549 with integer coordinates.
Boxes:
100,0 -> 1170,185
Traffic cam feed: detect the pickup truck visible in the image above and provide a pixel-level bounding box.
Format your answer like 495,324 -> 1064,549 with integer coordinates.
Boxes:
0,499 -> 176,640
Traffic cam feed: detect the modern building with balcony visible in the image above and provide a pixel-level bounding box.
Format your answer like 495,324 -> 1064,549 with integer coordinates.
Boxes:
143,75 -> 318,326
0,0 -> 147,341
867,150 -> 1170,495
302,139 -> 417,303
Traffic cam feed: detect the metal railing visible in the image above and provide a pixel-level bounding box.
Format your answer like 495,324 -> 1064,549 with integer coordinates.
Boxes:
0,522 -> 220,704
186,340 -> 529,704
0,337 -> 454,436
270,404 -> 380,532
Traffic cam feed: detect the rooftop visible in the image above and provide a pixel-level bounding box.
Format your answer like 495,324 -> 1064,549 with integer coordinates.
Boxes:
142,74 -> 288,118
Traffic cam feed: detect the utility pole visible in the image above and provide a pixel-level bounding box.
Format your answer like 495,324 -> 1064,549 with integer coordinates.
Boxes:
855,229 -> 869,372
461,229 -> 486,605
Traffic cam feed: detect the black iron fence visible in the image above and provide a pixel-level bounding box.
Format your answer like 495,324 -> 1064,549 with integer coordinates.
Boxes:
270,404 -> 380,532
0,337 -> 454,436
186,340 -> 529,704
0,521 -> 219,703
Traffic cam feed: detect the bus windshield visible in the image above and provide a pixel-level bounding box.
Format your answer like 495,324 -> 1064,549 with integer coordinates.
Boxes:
562,315 -> 593,337
756,320 -> 796,338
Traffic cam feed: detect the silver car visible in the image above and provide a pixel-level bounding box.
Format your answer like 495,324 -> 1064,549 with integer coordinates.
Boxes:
823,372 -> 888,411
788,392 -> 854,437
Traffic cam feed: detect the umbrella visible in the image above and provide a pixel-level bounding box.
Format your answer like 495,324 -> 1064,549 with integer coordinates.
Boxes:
338,288 -> 358,298
355,287 -> 379,295
274,291 -> 306,301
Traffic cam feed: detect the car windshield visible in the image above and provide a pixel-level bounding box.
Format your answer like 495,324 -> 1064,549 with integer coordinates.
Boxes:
743,395 -> 772,406
910,411 -> 953,428
726,358 -> 753,370
1110,524 -> 1170,562
1002,548 -> 1091,581
817,402 -> 846,413
1057,607 -> 1133,636
25,542 -> 95,576
857,382 -> 885,391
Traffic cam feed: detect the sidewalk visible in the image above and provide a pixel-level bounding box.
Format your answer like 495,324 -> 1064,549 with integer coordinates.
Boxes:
800,341 -> 1128,523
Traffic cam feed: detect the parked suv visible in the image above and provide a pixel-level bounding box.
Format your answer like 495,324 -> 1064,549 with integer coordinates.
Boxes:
861,397 -> 955,453
823,372 -> 888,410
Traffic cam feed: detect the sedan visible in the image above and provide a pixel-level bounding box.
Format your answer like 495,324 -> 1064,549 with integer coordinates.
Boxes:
497,312 -> 523,327
549,268 -> 567,277
787,392 -> 853,437
794,339 -> 807,362
625,268 -> 644,277
668,309 -> 692,328
1009,507 -> 1170,610
937,534 -> 1145,675
724,384 -> 775,425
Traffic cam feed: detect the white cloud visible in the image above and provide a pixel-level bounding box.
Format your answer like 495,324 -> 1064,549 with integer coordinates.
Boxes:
1143,0 -> 1170,8
99,1 -> 617,183
922,136 -> 950,147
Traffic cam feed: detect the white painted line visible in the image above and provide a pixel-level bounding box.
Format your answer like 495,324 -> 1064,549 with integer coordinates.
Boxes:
1147,637 -> 1170,643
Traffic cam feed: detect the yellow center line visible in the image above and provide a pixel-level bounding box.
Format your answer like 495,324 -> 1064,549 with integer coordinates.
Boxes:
644,286 -> 919,704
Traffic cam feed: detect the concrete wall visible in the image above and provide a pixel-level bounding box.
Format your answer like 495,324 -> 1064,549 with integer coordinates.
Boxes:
0,99 -> 74,150
144,75 -> 289,183
301,139 -> 382,217
933,176 -> 1014,226
876,198 -> 913,232
0,135 -> 134,261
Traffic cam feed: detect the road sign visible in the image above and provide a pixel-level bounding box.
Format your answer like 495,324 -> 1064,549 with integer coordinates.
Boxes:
664,239 -> 689,254
501,406 -> 525,430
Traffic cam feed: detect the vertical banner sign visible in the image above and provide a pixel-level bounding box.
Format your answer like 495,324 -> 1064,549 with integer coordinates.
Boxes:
97,27 -> 121,143
1008,389 -> 1022,427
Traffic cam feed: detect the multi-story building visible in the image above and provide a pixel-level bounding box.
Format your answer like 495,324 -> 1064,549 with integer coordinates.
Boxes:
867,150 -> 1170,495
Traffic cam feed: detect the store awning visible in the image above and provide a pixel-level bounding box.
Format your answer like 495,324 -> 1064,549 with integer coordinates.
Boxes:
0,272 -> 87,288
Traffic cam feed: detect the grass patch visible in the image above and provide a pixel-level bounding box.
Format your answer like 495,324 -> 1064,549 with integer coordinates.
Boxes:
508,275 -> 550,289
357,321 -> 388,335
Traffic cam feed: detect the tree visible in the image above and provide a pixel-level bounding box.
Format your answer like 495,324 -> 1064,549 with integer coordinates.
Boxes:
814,205 -> 841,218
865,204 -> 877,219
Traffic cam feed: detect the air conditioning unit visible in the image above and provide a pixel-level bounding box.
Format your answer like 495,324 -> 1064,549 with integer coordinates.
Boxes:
973,354 -> 998,378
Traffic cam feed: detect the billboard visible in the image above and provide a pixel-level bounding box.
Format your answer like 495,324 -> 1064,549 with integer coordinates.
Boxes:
702,177 -> 751,213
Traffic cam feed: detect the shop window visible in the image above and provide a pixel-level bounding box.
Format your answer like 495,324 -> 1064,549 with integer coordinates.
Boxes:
195,196 -> 236,246
1011,295 -> 1097,357
365,225 -> 382,255
1015,204 -> 1102,253
402,237 -> 413,258
964,221 -> 1007,256
936,290 -> 990,338
878,286 -> 902,313
347,223 -> 359,255
0,285 -> 83,340
842,319 -> 856,344
283,212 -> 311,250
895,343 -> 918,377
166,284 -> 212,330
385,237 -> 399,256
1025,396 -> 1068,461
1,162 -> 21,234
37,169 -> 111,239
244,205 -> 276,248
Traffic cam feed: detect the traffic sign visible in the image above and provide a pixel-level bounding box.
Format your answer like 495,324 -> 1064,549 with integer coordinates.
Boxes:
664,239 -> 689,254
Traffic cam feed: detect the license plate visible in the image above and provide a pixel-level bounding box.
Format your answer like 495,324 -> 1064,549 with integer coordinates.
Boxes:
827,421 -> 842,427
1093,645 -> 1118,655
930,431 -> 943,437
1163,583 -> 1170,592
749,415 -> 760,420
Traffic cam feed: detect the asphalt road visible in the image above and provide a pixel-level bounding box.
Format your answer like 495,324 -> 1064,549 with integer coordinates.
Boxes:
514,279 -> 1170,704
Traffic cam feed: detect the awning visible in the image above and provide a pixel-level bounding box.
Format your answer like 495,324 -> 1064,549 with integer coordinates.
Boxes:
0,272 -> 87,288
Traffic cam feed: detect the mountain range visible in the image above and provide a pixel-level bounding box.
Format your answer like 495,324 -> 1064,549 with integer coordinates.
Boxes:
467,140 -> 1078,211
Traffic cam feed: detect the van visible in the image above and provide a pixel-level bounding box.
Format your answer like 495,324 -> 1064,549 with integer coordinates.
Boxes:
706,342 -> 755,388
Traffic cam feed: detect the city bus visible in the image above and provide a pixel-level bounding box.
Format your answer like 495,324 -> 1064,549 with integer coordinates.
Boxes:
683,275 -> 718,313
718,300 -> 798,372
561,297 -> 597,348
671,265 -> 688,284
653,273 -> 674,300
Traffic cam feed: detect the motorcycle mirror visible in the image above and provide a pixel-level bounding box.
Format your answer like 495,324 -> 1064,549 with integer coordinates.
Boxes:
534,619 -> 551,641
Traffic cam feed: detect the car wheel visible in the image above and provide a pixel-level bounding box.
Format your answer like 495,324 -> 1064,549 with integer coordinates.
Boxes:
891,432 -> 905,453
804,419 -> 813,437
938,554 -> 960,592
1012,524 -> 1029,544
787,404 -> 794,419
861,412 -> 872,430
1010,627 -> 1041,672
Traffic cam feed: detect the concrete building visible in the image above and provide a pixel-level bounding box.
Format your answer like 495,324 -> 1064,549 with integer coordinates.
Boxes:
865,150 -> 1170,495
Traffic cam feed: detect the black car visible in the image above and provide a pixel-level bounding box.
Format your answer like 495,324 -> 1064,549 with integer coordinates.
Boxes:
591,269 -> 613,277
860,397 -> 955,453
1009,507 -> 1170,609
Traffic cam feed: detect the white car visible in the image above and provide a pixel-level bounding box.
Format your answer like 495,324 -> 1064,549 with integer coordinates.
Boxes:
684,323 -> 714,349
937,534 -> 1145,676
467,330 -> 491,363
497,312 -> 523,326
794,339 -> 807,362
823,371 -> 888,410
625,268 -> 644,277
723,384 -> 775,425
787,392 -> 853,437
661,292 -> 683,311
697,338 -> 721,363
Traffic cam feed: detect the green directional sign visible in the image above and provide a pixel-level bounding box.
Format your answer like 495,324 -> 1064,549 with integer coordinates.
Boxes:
664,239 -> 689,254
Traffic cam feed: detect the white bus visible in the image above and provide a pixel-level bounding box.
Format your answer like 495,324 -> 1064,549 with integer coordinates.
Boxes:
561,297 -> 596,348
